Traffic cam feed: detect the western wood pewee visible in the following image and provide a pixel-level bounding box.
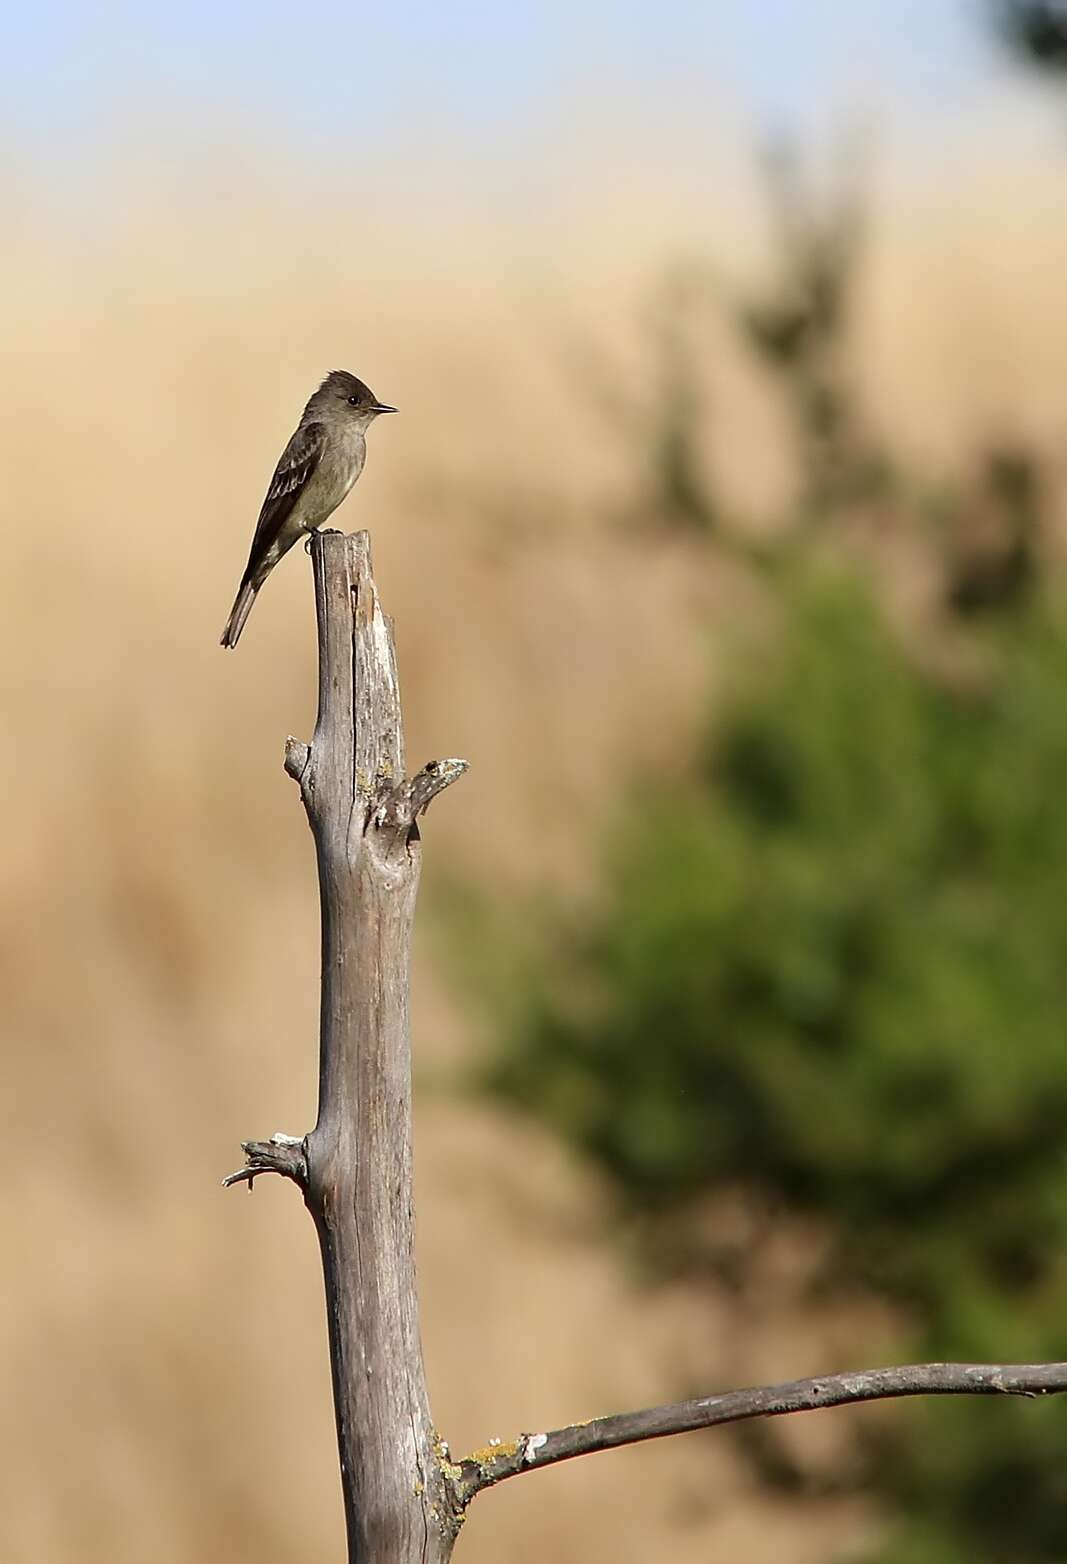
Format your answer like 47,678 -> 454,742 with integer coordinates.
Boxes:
220,370 -> 396,648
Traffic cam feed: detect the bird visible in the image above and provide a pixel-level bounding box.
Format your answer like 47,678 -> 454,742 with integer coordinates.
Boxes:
220,370 -> 396,648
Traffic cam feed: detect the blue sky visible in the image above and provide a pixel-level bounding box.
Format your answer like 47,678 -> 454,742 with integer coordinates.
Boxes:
0,2 -> 1023,177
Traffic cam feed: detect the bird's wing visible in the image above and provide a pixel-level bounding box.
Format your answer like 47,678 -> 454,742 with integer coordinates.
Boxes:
244,420 -> 327,570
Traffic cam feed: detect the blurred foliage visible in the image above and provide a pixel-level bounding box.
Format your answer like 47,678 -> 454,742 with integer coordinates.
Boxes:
741,138 -> 893,525
475,152 -> 1067,1562
993,1 -> 1067,71
487,571 -> 1067,1561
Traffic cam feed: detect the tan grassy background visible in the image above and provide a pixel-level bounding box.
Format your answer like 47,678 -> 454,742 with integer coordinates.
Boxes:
5,135 -> 1067,1560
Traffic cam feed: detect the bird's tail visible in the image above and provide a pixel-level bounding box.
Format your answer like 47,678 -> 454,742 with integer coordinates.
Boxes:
220,578 -> 258,649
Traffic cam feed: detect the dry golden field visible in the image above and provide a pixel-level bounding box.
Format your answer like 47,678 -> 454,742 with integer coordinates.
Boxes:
5,134 -> 1067,1560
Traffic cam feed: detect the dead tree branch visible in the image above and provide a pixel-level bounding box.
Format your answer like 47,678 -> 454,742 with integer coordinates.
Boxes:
223,1132 -> 307,1190
454,1360 -> 1067,1501
228,530 -> 467,1563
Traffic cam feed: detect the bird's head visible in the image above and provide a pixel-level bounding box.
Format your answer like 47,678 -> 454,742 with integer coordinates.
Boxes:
310,370 -> 397,427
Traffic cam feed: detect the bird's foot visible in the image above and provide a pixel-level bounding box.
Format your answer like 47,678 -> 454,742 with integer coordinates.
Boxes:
304,526 -> 344,553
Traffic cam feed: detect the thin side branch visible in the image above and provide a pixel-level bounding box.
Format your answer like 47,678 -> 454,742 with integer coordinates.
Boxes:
456,1361 -> 1067,1502
374,757 -> 470,829
224,1133 -> 308,1191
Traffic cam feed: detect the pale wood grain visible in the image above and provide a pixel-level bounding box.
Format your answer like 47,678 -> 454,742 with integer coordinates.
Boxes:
233,530 -> 466,1562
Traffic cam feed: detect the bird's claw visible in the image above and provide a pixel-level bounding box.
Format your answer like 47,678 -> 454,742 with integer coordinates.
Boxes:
304,526 -> 344,554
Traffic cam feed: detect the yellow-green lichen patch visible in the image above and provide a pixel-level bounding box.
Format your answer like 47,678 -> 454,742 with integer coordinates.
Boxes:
431,1430 -> 463,1485
466,1438 -> 520,1469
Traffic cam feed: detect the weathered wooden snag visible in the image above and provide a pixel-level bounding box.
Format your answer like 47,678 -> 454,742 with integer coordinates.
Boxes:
228,531 -> 467,1562
227,528 -> 1067,1564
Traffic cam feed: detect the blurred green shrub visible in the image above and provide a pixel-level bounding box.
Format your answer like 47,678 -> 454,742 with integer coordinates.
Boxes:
470,131 -> 1067,1557
484,568 -> 1067,1561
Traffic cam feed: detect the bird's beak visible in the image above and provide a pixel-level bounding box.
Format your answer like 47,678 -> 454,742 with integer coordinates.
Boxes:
372,402 -> 398,415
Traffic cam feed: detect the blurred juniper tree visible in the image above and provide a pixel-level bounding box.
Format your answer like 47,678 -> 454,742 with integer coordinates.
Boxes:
471,133 -> 1067,1561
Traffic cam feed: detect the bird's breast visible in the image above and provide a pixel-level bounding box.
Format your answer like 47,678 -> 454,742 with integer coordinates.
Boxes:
310,431 -> 366,520
335,429 -> 367,498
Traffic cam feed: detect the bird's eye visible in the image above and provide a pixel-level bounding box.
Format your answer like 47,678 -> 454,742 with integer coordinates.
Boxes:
347,394 -> 360,405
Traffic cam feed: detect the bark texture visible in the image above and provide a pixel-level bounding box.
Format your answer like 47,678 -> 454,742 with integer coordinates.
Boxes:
249,530 -> 466,1562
